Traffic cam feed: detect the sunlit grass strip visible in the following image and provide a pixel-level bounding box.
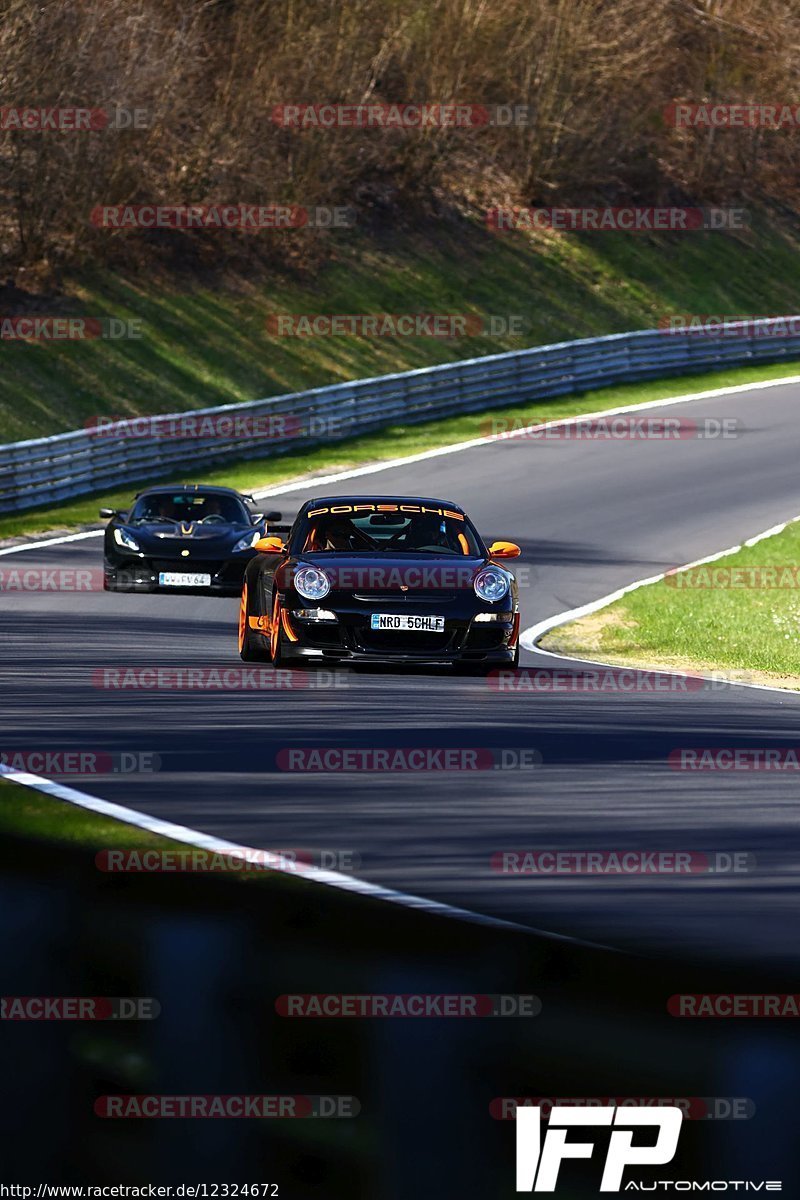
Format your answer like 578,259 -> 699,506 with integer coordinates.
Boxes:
541,516 -> 800,688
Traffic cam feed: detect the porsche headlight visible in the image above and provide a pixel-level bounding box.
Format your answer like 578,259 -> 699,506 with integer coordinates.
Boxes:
232,530 -> 261,553
474,566 -> 509,603
292,609 -> 337,622
114,527 -> 141,552
294,564 -> 331,601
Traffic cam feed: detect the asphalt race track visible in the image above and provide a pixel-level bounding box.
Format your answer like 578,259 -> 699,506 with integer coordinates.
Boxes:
4,380 -> 800,969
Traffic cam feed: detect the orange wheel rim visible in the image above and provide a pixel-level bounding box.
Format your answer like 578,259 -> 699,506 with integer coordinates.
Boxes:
238,582 -> 247,652
270,592 -> 280,659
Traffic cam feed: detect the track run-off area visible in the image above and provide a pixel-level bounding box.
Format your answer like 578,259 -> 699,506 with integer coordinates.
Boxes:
3,375 -> 800,967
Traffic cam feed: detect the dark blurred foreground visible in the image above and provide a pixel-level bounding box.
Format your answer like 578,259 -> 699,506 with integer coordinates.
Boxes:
0,830 -> 798,1199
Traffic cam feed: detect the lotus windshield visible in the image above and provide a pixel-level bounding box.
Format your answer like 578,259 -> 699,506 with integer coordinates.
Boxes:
129,492 -> 249,525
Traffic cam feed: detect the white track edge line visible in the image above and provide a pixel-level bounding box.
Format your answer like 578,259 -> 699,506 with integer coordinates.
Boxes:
0,763 -> 603,942
0,529 -> 105,556
6,369 -> 800,554
520,514 -> 800,697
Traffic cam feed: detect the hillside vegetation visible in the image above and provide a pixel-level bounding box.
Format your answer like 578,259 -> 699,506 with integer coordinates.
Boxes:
2,0 -> 800,274
2,0 -> 800,444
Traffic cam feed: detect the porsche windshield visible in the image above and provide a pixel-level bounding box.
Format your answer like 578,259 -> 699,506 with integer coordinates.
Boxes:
129,492 -> 249,525
297,509 -> 482,555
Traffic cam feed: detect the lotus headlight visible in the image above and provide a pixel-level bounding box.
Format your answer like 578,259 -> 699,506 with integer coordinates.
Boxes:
232,530 -> 261,553
113,527 -> 141,552
474,566 -> 509,603
294,564 -> 331,601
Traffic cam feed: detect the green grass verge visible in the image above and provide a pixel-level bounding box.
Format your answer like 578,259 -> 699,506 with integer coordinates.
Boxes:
540,517 -> 800,689
0,777 -> 280,882
2,358 -> 799,543
3,212 -> 800,443
0,778 -> 185,848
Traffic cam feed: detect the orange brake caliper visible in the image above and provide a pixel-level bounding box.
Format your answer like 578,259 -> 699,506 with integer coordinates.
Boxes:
269,592 -> 280,659
238,583 -> 248,652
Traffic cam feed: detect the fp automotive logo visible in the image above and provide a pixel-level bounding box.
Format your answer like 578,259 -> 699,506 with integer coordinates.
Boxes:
516,1105 -> 683,1191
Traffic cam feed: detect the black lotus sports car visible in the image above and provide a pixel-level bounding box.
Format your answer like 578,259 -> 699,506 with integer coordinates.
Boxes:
102,484 -> 284,594
237,495 -> 521,671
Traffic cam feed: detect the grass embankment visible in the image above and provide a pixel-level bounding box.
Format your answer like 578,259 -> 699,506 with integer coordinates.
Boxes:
0,778 -> 186,848
0,777 -> 291,885
540,518 -> 800,690
2,359 -> 799,544
3,213 -> 800,445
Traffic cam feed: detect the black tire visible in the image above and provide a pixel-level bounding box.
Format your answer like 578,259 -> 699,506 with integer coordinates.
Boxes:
238,576 -> 271,662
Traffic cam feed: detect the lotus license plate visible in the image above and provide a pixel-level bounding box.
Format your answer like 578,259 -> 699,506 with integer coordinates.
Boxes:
370,613 -> 444,632
158,572 -> 212,587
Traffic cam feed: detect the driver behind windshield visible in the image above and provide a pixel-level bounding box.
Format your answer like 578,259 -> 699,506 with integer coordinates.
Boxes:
301,511 -> 475,554
305,517 -> 375,552
132,493 -> 245,524
137,496 -> 176,521
193,495 -> 244,523
392,513 -> 455,552
200,498 -> 223,520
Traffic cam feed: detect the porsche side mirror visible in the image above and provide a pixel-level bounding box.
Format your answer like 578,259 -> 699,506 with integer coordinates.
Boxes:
488,540 -> 521,559
254,536 -> 284,553
266,511 -> 282,521
99,508 -> 118,519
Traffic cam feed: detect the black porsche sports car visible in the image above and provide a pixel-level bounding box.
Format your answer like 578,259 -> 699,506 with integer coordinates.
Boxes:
237,495 -> 521,671
102,483 -> 283,594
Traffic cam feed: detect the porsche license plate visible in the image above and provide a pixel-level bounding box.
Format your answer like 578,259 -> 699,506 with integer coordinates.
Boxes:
158,572 -> 211,587
370,613 -> 444,632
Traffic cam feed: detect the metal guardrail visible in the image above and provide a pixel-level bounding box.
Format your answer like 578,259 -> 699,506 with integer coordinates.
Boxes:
2,320 -> 800,513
